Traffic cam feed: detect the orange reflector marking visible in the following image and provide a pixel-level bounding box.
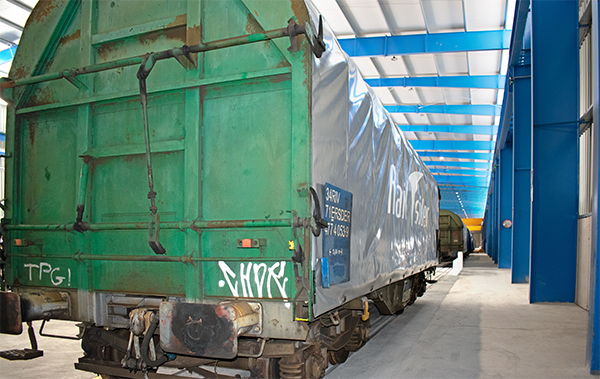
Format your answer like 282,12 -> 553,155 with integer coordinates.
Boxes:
14,239 -> 22,246
242,239 -> 252,248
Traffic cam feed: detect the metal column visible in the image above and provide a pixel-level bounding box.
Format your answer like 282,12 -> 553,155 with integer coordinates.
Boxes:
512,49 -> 532,283
499,143 -> 513,269
492,159 -> 501,264
488,172 -> 496,260
530,0 -> 579,302
588,0 -> 600,373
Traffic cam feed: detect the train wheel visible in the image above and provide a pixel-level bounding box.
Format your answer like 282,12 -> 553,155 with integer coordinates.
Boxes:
328,348 -> 349,365
279,347 -> 327,379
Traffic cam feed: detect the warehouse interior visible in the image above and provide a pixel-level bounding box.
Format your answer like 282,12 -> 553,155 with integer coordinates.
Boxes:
0,0 -> 598,377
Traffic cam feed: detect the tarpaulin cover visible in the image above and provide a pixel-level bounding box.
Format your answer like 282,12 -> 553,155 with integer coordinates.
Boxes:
306,1 -> 440,317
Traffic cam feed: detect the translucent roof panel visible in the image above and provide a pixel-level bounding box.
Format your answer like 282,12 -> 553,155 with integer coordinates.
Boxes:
316,0 -> 356,37
379,0 -> 427,35
427,113 -> 452,125
450,114 -> 473,125
393,87 -> 422,104
403,54 -> 438,76
472,116 -> 496,125
453,133 -> 471,141
468,51 -> 503,75
473,134 -> 493,141
443,88 -> 471,105
0,60 -> 11,76
464,0 -> 507,31
374,56 -> 409,76
338,0 -> 390,37
392,113 -> 409,125
436,53 -> 469,76
404,113 -> 431,125
371,87 -> 397,105
471,89 -> 499,105
421,0 -> 465,33
416,87 -> 445,106
351,57 -> 380,78
415,131 -> 437,140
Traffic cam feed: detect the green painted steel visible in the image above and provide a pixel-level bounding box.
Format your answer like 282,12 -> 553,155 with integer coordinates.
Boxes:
1,0 -> 314,313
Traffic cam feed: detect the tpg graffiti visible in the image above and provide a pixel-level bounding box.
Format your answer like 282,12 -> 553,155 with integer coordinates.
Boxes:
23,262 -> 71,286
217,261 -> 289,299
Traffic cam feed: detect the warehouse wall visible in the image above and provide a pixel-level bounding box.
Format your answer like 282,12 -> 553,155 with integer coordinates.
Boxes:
578,216 -> 592,310
577,14 -> 593,311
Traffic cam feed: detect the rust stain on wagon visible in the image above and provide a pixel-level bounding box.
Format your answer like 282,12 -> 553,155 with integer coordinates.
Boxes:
290,0 -> 309,24
27,118 -> 38,146
59,29 -> 81,45
186,23 -> 201,46
167,14 -> 187,28
246,14 -> 264,35
32,0 -> 60,23
97,40 -> 122,62
269,74 -> 289,84
14,65 -> 30,80
27,87 -> 56,107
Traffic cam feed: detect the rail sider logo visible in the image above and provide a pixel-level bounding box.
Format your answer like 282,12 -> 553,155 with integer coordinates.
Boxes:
387,164 -> 430,228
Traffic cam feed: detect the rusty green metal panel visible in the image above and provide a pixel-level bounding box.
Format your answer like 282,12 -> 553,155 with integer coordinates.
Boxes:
438,209 -> 466,256
1,0 -> 312,308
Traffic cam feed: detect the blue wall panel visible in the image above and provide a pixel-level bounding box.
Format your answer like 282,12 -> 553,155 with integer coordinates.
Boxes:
530,0 -> 579,303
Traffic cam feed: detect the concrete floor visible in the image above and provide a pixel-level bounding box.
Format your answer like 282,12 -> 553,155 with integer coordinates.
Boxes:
327,253 -> 592,379
0,320 -> 94,379
0,253 -> 592,378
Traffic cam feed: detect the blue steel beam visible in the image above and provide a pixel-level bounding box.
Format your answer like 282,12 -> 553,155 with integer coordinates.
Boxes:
429,168 -> 489,176
410,140 -> 494,151
439,189 -> 488,200
439,187 -> 489,217
424,161 -> 492,169
0,45 -> 17,66
339,30 -> 511,57
439,187 -> 489,203
386,104 -> 501,116
365,75 -> 506,89
400,124 -> 498,135
496,0 -> 531,154
417,151 -> 492,160
434,175 -> 490,187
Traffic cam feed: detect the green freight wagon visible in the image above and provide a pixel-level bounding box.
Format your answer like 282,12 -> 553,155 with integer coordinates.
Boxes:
438,209 -> 472,261
0,0 -> 439,378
